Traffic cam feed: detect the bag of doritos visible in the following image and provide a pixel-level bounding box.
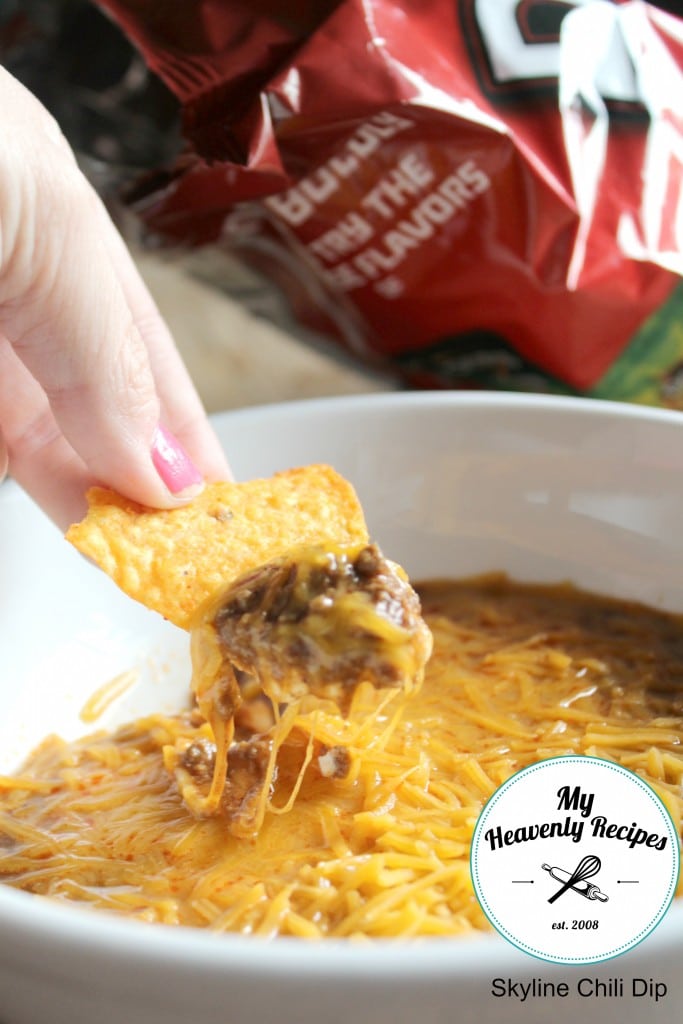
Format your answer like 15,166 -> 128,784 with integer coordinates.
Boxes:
96,0 -> 683,406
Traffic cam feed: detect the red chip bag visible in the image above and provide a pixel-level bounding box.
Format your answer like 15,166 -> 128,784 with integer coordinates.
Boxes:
98,0 -> 683,406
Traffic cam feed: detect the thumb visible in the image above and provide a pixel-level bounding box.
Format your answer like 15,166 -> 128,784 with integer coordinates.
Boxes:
0,68 -> 204,511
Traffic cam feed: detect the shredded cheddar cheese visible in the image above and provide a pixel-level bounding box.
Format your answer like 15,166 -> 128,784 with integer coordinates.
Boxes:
1,576 -> 682,938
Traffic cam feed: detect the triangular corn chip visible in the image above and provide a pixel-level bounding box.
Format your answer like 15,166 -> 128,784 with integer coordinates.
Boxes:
66,465 -> 368,629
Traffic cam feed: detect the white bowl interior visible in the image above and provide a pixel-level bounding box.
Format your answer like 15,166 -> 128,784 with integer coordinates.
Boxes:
1,392 -> 683,1024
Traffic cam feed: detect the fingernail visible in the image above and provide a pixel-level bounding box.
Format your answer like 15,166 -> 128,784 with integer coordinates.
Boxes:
151,424 -> 204,497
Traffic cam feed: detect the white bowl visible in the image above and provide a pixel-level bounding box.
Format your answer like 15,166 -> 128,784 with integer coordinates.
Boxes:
1,392 -> 682,1024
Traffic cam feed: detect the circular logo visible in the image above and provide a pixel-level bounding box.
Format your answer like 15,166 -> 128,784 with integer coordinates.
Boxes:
470,756 -> 679,964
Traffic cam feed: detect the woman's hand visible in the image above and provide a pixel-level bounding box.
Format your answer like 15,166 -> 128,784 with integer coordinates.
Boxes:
0,67 -> 230,529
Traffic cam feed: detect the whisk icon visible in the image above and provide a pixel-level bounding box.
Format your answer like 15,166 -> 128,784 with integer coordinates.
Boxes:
543,854 -> 608,904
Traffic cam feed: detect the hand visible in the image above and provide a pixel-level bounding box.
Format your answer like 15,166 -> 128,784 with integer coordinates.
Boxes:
0,67 -> 231,529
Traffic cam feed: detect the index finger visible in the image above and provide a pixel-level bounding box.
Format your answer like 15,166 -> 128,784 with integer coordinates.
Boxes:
0,69 -> 226,514
98,216 -> 231,484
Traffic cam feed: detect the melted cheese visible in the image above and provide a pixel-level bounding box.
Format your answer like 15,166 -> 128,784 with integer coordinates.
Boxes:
175,542 -> 431,822
1,576 -> 682,937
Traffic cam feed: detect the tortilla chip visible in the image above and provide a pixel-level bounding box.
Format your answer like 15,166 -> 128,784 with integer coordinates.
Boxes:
66,465 -> 369,630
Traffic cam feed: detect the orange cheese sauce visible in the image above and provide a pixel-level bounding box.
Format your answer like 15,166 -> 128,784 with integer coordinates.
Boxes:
1,576 -> 682,938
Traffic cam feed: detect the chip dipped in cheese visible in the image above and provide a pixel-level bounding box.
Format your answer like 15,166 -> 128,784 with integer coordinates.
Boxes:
66,464 -> 432,826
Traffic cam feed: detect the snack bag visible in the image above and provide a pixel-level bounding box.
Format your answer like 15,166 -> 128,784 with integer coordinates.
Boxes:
97,0 -> 683,406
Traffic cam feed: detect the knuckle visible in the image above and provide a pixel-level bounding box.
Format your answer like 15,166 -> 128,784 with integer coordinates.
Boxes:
0,151 -> 90,310
39,325 -> 159,445
107,327 -> 160,429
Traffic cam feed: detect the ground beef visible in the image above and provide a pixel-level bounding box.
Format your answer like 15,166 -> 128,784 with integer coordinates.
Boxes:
209,543 -> 432,701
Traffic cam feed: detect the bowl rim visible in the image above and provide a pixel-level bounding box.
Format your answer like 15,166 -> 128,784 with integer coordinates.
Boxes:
205,388 -> 683,435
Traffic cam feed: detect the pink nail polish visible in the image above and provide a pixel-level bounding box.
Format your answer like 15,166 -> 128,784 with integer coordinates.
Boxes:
151,424 -> 204,496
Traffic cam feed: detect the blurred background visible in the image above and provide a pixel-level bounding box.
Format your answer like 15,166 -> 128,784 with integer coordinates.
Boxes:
0,0 -> 396,412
